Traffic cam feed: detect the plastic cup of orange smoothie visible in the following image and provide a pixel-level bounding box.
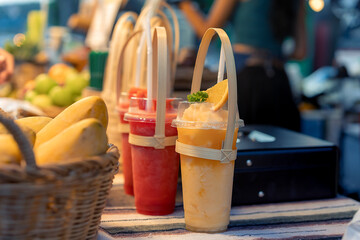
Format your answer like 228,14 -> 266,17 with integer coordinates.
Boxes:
173,102 -> 243,232
124,97 -> 181,215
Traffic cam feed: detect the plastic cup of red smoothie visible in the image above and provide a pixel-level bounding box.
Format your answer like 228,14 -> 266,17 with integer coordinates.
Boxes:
124,97 -> 181,215
118,92 -> 133,196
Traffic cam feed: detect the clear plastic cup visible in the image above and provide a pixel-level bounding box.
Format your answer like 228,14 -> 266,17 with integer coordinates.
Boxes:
124,97 -> 181,215
172,101 -> 243,232
118,92 -> 133,195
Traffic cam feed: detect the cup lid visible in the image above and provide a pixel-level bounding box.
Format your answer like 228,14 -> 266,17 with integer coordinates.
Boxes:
172,101 -> 244,129
124,97 -> 181,123
117,92 -> 130,112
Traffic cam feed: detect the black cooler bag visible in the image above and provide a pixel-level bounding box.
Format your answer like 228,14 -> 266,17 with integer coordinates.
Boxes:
232,125 -> 338,206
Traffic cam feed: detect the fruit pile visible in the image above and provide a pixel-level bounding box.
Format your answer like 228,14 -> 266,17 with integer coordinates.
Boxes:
0,96 -> 109,165
24,63 -> 90,108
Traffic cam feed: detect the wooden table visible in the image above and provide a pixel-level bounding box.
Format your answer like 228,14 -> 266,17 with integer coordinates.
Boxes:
98,174 -> 359,240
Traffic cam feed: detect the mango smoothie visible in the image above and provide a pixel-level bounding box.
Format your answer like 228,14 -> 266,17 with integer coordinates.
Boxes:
173,102 -> 240,232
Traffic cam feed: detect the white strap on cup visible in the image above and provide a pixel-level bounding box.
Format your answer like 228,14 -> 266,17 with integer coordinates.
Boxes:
129,134 -> 177,149
175,140 -> 236,163
175,28 -> 239,163
129,27 -> 175,149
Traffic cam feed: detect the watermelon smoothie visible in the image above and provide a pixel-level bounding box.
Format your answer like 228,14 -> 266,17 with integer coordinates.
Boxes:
118,104 -> 133,196
118,89 -> 147,196
124,98 -> 180,215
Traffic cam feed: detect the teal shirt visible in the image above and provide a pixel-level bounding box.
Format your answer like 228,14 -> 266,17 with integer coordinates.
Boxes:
231,0 -> 283,58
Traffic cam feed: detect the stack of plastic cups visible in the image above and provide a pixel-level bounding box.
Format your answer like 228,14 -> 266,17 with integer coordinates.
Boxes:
124,27 -> 180,215
172,28 -> 244,232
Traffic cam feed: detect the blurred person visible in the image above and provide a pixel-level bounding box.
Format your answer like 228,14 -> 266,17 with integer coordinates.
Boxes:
0,48 -> 14,84
67,0 -> 143,33
179,0 -> 307,131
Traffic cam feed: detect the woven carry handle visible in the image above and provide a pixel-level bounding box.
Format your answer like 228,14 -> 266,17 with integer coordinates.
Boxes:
0,111 -> 37,169
116,29 -> 143,134
160,1 -> 180,94
114,18 -> 164,133
175,28 -> 239,163
133,2 -> 179,93
191,28 -> 238,152
103,11 -> 137,104
115,29 -> 143,107
153,27 -> 167,140
129,27 -> 175,149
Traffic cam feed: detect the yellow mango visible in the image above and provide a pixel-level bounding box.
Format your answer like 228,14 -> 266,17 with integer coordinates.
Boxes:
35,118 -> 108,165
0,126 -> 36,146
0,134 -> 25,165
15,116 -> 52,133
35,96 -> 108,147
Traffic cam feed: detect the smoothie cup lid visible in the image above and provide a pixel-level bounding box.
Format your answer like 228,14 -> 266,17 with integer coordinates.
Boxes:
124,97 -> 181,123
117,92 -> 130,112
172,101 -> 244,129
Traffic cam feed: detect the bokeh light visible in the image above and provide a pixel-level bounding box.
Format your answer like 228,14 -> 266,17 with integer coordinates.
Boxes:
309,0 -> 325,12
13,33 -> 26,47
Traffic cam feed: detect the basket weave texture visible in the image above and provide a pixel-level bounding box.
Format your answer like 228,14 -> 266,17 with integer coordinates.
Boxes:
0,111 -> 119,240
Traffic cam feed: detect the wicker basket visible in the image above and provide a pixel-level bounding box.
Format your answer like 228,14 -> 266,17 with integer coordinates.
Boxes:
0,112 -> 119,240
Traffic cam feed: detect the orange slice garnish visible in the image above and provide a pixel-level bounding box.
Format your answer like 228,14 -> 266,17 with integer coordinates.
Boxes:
205,79 -> 228,111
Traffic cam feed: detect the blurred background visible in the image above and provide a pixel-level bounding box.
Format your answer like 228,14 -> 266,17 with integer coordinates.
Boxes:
0,0 -> 359,200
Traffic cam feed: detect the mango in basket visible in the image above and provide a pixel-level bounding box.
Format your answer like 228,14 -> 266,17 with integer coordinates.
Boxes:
35,96 -> 108,147
35,118 -> 108,165
0,129 -> 36,165
0,125 -> 36,146
0,135 -> 23,165
15,116 -> 52,134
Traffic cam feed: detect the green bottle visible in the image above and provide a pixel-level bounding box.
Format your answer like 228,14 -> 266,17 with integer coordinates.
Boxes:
89,51 -> 108,91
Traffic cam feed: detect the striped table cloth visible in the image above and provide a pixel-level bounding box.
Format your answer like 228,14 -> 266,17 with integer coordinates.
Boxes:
98,174 -> 360,240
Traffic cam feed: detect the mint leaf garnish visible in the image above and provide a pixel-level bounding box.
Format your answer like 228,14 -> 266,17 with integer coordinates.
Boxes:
187,91 -> 209,102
